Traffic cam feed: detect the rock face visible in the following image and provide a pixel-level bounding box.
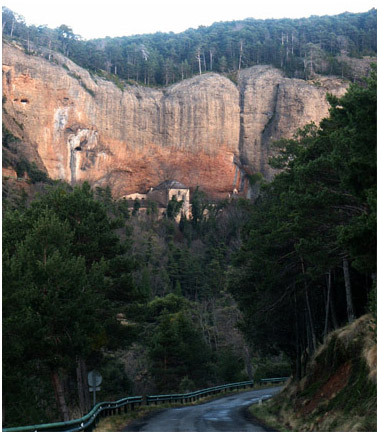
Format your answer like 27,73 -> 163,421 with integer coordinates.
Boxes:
238,66 -> 348,183
2,42 -> 348,198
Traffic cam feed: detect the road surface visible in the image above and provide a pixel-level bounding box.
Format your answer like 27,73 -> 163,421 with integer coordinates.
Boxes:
124,386 -> 281,432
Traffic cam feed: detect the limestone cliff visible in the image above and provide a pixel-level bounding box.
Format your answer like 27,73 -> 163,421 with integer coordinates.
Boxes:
238,66 -> 347,182
2,41 -> 348,198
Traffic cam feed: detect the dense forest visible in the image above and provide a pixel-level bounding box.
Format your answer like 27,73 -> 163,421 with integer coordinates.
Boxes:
2,6 -> 377,86
3,169 -> 264,425
229,68 -> 377,380
2,6 -> 377,429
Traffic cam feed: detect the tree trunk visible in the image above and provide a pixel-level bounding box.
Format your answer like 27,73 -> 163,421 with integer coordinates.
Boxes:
197,50 -> 202,75
291,33 -> 294,55
323,271 -> 332,339
76,357 -> 85,414
238,40 -> 243,71
243,345 -> 255,380
10,18 -> 15,38
301,257 -> 316,353
305,287 -> 317,354
51,370 -> 70,421
343,256 -> 356,323
76,357 -> 91,414
82,359 -> 91,411
301,311 -> 309,377
294,290 -> 302,381
329,287 -> 339,330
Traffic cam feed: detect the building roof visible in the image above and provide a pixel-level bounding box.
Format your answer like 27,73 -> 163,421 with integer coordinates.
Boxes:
153,180 -> 188,191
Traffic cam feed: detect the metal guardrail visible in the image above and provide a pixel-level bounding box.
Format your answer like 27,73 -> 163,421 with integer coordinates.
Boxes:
3,377 -> 289,432
146,380 -> 255,405
3,396 -> 143,432
146,377 -> 289,405
259,377 -> 289,384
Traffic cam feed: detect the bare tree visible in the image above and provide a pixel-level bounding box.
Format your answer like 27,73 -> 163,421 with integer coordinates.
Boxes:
343,256 -> 356,323
209,48 -> 215,71
10,17 -> 15,37
202,50 -> 207,72
238,40 -> 244,71
196,48 -> 202,75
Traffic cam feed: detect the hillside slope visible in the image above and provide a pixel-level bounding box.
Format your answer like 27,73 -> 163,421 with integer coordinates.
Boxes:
251,314 -> 377,431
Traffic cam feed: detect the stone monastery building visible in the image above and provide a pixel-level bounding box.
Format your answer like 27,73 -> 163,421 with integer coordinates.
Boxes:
122,180 -> 191,220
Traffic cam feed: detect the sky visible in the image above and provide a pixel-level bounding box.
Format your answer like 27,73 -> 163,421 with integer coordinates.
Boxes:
3,0 -> 377,40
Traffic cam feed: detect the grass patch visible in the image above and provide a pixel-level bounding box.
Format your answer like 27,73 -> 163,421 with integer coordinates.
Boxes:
226,71 -> 239,85
93,406 -> 156,432
296,380 -> 323,399
249,398 -> 288,432
2,123 -> 20,148
68,72 -> 96,97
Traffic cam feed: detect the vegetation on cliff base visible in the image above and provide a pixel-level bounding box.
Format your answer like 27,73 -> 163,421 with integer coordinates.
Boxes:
2,179 -> 257,427
3,183 -> 138,424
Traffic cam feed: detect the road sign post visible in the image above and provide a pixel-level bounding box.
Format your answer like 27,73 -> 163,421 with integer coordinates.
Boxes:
88,370 -> 102,406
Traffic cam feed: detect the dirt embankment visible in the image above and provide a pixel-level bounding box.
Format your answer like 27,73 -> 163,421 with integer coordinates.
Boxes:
251,314 -> 377,431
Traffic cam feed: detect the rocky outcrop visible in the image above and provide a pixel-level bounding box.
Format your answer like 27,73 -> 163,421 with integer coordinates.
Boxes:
2,42 -> 348,198
238,66 -> 348,182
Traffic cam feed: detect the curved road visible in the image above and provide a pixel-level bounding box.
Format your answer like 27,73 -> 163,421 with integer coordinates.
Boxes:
124,386 -> 281,432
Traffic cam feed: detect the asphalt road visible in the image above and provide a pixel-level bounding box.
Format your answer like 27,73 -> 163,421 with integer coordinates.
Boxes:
124,386 -> 281,432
